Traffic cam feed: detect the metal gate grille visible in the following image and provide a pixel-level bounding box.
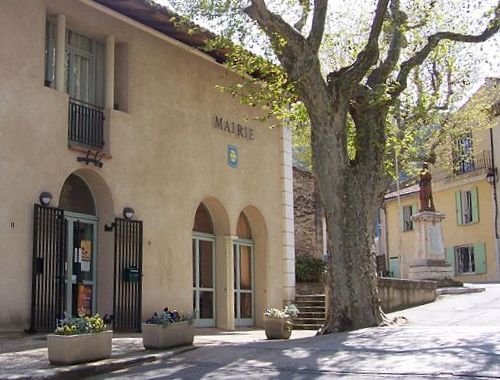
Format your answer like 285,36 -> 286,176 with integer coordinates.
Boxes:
113,218 -> 143,331
30,205 -> 66,332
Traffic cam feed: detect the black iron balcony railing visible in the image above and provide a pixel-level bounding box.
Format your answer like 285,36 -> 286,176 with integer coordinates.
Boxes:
453,150 -> 492,175
68,98 -> 105,150
386,150 -> 494,193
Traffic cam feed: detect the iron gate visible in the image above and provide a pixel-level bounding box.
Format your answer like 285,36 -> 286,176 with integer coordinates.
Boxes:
113,218 -> 143,331
29,205 -> 66,332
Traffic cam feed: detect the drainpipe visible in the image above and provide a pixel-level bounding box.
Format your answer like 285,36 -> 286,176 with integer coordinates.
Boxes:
489,127 -> 500,279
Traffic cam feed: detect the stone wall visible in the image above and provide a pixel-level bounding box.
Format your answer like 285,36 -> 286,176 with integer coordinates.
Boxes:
377,277 -> 437,313
293,167 -> 323,259
296,282 -> 325,295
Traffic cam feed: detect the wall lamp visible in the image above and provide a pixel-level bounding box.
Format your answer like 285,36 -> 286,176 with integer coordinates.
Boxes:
123,207 -> 135,220
105,206 -> 135,232
39,192 -> 53,206
486,168 -> 498,186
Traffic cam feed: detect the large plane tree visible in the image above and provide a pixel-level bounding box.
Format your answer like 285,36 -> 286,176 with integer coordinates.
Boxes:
171,0 -> 500,333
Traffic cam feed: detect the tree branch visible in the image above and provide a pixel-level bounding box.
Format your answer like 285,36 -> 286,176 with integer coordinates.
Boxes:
367,0 -> 405,87
344,0 -> 390,84
392,1 -> 500,99
294,0 -> 310,32
244,0 -> 305,53
307,0 -> 328,52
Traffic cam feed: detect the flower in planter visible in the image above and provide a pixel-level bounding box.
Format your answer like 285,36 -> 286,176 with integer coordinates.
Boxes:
54,313 -> 106,335
264,304 -> 299,319
145,307 -> 193,327
263,304 -> 299,339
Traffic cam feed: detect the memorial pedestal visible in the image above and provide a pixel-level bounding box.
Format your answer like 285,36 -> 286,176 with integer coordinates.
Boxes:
409,211 -> 453,280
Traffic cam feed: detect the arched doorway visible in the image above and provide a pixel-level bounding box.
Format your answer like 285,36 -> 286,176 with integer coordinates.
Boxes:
59,174 -> 98,317
234,212 -> 254,326
192,203 -> 216,327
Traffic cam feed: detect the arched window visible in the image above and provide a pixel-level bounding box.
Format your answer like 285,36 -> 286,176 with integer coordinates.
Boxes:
236,212 -> 252,240
193,203 -> 214,234
192,203 -> 215,327
234,212 -> 254,326
59,174 -> 96,215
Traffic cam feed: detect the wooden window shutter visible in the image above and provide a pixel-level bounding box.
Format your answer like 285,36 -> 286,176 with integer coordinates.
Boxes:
471,187 -> 479,223
446,247 -> 456,275
473,243 -> 487,274
455,191 -> 463,225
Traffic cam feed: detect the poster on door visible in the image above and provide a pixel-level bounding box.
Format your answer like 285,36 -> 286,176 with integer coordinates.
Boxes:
80,240 -> 91,272
77,284 -> 92,316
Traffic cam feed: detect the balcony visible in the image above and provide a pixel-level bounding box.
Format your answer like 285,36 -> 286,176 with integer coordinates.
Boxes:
68,98 -> 105,150
453,150 -> 492,175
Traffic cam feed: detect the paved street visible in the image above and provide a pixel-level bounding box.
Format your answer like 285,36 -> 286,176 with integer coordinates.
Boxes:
86,283 -> 500,379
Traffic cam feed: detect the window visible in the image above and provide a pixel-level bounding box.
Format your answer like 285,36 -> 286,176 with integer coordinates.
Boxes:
44,20 -> 56,87
44,21 -> 104,106
400,204 -> 417,232
455,246 -> 475,274
455,188 -> 479,225
454,132 -> 475,174
446,243 -> 487,275
65,29 -> 105,106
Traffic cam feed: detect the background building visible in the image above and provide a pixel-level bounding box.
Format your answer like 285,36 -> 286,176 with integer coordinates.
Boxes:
383,79 -> 500,282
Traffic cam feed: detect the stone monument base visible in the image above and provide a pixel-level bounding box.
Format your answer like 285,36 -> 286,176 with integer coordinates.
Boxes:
409,210 -> 454,281
409,259 -> 453,281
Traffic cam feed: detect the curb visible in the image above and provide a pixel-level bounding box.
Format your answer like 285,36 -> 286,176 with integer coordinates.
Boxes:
3,346 -> 197,380
437,287 -> 485,295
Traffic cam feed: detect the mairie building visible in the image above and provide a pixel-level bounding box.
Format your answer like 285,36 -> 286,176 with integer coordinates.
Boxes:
0,0 -> 295,332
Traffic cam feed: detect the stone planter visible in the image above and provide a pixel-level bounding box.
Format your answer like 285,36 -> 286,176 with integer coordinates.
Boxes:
263,317 -> 292,340
142,321 -> 195,349
47,330 -> 112,365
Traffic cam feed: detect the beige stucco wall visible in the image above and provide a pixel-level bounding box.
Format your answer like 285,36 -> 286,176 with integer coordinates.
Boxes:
0,0 -> 291,331
385,179 -> 498,282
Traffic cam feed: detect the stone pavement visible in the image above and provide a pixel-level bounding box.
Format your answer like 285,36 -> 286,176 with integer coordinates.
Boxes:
86,283 -> 500,379
0,328 -> 315,379
1,283 -> 498,380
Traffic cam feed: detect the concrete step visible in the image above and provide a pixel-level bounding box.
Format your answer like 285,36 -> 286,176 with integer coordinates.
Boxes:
294,300 -> 326,306
294,318 -> 325,325
295,294 -> 325,301
293,323 -> 323,330
295,294 -> 326,328
296,305 -> 325,310
297,312 -> 325,318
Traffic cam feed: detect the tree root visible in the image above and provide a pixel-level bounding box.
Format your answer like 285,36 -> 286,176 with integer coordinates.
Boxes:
379,314 -> 408,327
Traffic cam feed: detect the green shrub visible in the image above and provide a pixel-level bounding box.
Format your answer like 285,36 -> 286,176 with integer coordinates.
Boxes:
295,255 -> 326,282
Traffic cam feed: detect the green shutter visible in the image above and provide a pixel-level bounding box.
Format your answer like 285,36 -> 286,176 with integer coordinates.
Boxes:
455,191 -> 463,225
446,247 -> 456,275
471,187 -> 479,223
411,204 -> 418,230
474,242 -> 486,274
399,206 -> 404,232
389,257 -> 400,278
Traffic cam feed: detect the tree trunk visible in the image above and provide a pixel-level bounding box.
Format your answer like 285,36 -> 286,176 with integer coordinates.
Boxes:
320,166 -> 383,333
314,107 -> 387,333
